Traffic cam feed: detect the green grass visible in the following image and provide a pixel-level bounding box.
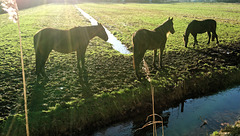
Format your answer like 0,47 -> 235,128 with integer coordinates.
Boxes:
1,2 -> 240,135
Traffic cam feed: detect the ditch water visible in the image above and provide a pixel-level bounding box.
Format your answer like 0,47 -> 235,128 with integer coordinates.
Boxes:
93,86 -> 240,136
75,5 -> 131,54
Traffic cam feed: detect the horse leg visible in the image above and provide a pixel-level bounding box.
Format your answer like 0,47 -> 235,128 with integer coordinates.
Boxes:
207,31 -> 211,44
152,49 -> 157,69
136,54 -> 145,80
135,61 -> 140,80
192,33 -> 198,47
216,34 -> 219,44
159,47 -> 164,68
212,32 -> 219,44
211,32 -> 215,41
39,50 -> 51,80
134,49 -> 145,80
80,49 -> 88,81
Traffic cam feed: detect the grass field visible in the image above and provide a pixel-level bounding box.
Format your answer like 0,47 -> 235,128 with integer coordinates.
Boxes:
78,3 -> 240,50
1,2 -> 240,135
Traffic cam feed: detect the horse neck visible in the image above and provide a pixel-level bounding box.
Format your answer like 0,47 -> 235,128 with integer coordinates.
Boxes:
155,24 -> 170,35
85,26 -> 99,40
184,29 -> 190,38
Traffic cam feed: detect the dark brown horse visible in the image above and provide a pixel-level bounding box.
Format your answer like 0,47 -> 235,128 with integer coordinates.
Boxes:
132,17 -> 175,80
183,19 -> 219,48
34,23 -> 108,80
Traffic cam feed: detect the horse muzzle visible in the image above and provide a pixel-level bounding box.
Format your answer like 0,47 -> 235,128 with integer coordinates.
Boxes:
171,30 -> 175,34
104,36 -> 109,42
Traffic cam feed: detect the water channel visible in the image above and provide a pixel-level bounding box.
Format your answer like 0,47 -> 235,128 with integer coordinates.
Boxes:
93,86 -> 240,136
75,5 -> 131,54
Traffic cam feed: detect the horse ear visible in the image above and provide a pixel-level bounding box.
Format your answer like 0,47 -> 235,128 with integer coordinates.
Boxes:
168,17 -> 170,20
171,17 -> 173,21
98,22 -> 102,26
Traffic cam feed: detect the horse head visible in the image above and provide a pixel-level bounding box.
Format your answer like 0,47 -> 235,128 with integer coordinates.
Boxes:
97,23 -> 108,41
167,17 -> 175,34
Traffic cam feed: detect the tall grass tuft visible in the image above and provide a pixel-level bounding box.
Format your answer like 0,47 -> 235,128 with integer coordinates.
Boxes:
1,0 -> 29,136
135,59 -> 164,136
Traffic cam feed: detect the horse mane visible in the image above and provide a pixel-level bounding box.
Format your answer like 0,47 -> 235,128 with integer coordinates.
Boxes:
154,19 -> 170,32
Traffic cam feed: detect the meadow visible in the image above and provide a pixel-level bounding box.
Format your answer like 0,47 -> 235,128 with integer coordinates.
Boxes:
0,2 -> 240,135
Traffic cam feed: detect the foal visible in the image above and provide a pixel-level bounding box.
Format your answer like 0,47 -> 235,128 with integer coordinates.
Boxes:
183,19 -> 219,47
132,18 -> 175,80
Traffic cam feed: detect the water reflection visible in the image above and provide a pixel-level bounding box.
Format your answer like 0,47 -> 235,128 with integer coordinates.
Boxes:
75,5 -> 131,54
93,86 -> 240,136
181,101 -> 184,113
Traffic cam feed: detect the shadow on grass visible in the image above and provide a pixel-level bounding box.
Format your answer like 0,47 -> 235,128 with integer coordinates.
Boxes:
29,81 -> 47,112
188,43 -> 240,66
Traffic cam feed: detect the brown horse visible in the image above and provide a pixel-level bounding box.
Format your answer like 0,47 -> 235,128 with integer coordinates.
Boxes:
183,19 -> 219,48
34,23 -> 108,80
132,17 -> 175,80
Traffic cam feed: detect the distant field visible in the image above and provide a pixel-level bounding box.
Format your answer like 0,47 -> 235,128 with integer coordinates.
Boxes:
78,3 -> 240,51
1,3 -> 240,135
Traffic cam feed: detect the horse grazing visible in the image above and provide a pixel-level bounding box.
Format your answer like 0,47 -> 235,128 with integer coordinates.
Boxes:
34,23 -> 108,80
183,19 -> 219,48
132,17 -> 175,80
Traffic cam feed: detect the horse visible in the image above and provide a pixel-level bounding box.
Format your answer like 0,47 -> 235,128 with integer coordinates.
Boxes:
34,23 -> 108,80
132,17 -> 175,80
183,19 -> 219,48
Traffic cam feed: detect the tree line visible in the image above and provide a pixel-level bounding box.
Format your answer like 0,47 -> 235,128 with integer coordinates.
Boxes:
1,0 -> 239,14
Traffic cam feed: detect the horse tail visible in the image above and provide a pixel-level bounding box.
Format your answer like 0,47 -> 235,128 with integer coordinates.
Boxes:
33,34 -> 37,51
213,20 -> 217,31
34,31 -> 41,53
132,33 -> 137,70
132,39 -> 135,69
34,29 -> 43,52
211,20 -> 217,41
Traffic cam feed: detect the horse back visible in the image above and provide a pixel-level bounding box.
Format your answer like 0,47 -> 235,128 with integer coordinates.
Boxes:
204,19 -> 217,30
187,19 -> 217,34
133,29 -> 167,50
34,28 -> 89,53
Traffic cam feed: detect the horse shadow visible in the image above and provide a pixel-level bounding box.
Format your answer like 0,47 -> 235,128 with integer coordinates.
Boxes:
188,43 -> 240,66
31,69 -> 93,111
29,81 -> 47,112
78,75 -> 93,98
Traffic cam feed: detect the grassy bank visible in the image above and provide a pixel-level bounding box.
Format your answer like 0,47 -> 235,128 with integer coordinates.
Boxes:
211,120 -> 240,136
0,3 -> 240,135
